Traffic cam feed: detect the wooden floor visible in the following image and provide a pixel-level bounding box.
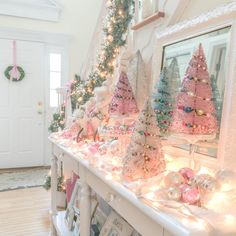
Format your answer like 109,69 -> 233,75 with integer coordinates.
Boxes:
0,187 -> 51,236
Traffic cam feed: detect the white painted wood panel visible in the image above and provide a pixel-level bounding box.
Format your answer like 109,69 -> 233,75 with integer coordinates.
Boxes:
0,39 -> 45,168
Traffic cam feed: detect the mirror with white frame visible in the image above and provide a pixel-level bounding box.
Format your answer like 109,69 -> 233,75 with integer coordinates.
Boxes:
160,26 -> 231,158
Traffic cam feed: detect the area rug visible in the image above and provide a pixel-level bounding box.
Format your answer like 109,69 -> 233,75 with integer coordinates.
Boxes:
0,167 -> 50,192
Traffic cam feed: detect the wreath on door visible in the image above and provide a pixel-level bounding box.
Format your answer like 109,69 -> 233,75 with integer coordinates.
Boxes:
4,65 -> 25,82
4,40 -> 25,82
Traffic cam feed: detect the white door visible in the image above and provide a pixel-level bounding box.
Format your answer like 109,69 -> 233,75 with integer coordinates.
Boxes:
0,39 -> 45,168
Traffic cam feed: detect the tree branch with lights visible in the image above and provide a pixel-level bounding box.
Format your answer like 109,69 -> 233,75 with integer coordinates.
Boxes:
48,0 -> 134,133
76,0 -> 134,107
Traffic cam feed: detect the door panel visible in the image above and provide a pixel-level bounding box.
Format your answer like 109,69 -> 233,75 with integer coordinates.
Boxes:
0,39 -> 45,168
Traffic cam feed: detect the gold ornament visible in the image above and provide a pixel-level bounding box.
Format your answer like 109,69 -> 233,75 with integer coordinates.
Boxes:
196,109 -> 205,116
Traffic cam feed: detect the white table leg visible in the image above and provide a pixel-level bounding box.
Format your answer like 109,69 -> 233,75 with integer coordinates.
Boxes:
51,154 -> 58,236
80,182 -> 91,236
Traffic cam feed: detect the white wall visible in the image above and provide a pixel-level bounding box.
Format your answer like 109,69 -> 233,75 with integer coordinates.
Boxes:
0,0 -> 103,79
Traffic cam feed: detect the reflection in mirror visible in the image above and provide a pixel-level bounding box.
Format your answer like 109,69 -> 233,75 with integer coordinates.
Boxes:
161,27 -> 231,158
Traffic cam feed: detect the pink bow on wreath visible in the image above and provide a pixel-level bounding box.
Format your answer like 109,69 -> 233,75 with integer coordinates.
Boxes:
10,40 -> 19,81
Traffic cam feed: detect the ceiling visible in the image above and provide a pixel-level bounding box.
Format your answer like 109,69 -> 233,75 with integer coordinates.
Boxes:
0,0 -> 61,21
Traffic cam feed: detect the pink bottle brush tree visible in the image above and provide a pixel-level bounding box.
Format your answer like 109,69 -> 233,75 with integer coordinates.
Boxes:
108,71 -> 139,116
171,43 -> 218,135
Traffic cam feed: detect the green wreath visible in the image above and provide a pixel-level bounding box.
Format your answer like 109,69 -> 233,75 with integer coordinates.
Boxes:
4,66 -> 25,82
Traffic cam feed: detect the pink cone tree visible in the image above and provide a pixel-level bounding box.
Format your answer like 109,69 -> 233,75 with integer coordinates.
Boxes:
108,71 -> 139,116
171,44 -> 218,135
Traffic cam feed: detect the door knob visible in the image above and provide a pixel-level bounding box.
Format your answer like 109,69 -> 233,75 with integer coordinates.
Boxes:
37,101 -> 43,115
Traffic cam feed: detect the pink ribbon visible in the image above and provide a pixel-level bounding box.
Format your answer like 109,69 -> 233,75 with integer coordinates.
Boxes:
10,40 -> 19,81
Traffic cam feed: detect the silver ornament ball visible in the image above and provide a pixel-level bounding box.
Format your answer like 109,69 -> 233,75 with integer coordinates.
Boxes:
167,187 -> 181,201
164,172 -> 185,187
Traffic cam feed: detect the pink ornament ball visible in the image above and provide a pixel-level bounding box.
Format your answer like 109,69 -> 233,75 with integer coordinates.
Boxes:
181,185 -> 200,205
179,183 -> 189,192
179,168 -> 195,183
164,172 -> 185,187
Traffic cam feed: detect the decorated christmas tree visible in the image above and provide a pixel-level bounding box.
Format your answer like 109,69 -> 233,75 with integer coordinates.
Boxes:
108,71 -> 139,116
48,104 -> 65,133
153,58 -> 181,135
123,100 -> 166,181
171,44 -> 218,135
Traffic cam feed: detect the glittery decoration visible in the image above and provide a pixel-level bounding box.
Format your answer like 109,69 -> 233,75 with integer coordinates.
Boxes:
181,185 -> 200,204
171,43 -> 218,135
99,121 -> 135,136
108,71 -> 139,116
190,174 -> 219,192
122,100 -> 165,181
179,168 -> 195,183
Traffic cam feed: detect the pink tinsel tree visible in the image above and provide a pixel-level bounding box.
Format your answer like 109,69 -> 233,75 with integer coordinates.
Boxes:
108,71 -> 139,116
171,44 -> 218,135
123,100 -> 166,181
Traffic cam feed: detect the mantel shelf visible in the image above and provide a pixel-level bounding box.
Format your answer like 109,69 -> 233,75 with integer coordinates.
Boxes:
132,11 -> 165,30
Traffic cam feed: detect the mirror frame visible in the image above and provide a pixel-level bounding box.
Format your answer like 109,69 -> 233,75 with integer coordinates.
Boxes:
152,2 -> 236,171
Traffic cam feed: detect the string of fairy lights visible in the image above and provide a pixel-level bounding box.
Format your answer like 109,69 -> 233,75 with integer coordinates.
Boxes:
76,0 -> 134,107
49,0 -> 134,132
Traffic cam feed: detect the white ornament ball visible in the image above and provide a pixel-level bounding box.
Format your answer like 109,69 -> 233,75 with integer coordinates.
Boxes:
167,187 -> 181,201
202,178 -> 219,192
216,170 -> 236,191
164,172 -> 185,187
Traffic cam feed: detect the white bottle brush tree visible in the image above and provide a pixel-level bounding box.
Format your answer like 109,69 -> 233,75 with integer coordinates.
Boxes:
123,99 -> 166,181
